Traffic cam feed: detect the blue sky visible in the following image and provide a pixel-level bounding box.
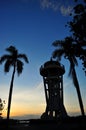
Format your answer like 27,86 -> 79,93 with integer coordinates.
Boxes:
0,0 -> 86,119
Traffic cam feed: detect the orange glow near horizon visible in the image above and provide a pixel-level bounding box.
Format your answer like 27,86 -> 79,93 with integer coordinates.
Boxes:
1,83 -> 86,119
2,103 -> 46,118
2,103 -> 85,118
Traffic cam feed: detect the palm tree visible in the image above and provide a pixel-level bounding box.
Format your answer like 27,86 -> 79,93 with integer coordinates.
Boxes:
0,45 -> 29,120
52,37 -> 85,116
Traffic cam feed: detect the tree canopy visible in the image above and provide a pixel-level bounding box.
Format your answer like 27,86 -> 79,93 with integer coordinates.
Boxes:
67,0 -> 86,75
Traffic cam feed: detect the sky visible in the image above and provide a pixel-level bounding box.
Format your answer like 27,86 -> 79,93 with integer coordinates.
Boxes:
0,0 -> 86,119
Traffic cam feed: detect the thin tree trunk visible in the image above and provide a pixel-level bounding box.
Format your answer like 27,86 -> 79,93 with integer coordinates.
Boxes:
7,66 -> 15,120
72,66 -> 85,116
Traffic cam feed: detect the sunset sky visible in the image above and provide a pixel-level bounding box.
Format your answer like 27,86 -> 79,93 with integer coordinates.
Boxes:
0,0 -> 86,119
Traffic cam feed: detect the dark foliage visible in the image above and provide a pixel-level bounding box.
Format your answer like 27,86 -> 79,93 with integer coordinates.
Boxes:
52,0 -> 86,116
67,0 -> 86,75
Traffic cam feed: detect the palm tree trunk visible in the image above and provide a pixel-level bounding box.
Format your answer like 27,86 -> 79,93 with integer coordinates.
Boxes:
72,66 -> 85,116
7,66 -> 15,120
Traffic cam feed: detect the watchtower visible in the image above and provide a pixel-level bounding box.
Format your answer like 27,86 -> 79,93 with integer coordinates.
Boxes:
40,59 -> 67,119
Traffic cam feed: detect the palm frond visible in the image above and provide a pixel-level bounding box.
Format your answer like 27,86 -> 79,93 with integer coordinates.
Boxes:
16,60 -> 24,76
18,54 -> 29,63
0,55 -> 11,64
52,40 -> 64,47
52,49 -> 64,61
4,60 -> 12,72
6,46 -> 17,54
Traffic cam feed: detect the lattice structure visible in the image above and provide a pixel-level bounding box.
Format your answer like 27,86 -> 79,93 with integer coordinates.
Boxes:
40,59 -> 67,119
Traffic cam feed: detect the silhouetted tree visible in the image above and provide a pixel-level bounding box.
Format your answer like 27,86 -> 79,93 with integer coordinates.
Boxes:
52,37 -> 85,116
0,98 -> 5,119
67,0 -> 86,75
0,46 -> 29,120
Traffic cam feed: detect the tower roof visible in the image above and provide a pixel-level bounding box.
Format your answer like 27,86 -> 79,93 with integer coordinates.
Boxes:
40,60 -> 65,77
